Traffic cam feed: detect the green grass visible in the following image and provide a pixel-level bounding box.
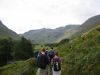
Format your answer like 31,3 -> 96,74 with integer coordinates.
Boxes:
57,25 -> 100,75
0,58 -> 37,75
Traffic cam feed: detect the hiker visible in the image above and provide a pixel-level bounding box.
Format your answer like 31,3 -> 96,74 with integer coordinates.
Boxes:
48,47 -> 55,62
45,48 -> 51,75
36,48 -> 49,75
46,48 -> 55,75
51,51 -> 61,75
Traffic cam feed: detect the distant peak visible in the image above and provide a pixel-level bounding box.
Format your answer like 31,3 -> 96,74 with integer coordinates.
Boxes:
0,20 -> 4,25
0,20 -> 5,26
0,20 -> 2,23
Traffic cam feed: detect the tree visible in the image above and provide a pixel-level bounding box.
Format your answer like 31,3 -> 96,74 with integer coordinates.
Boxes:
14,37 -> 33,60
0,38 -> 13,66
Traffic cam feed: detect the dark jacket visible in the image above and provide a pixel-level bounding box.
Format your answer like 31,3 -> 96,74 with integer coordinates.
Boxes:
37,52 -> 49,69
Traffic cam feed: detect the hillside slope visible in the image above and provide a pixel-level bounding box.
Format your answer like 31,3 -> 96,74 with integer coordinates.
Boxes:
70,15 -> 100,39
57,25 -> 100,75
0,21 -> 20,40
21,25 -> 79,44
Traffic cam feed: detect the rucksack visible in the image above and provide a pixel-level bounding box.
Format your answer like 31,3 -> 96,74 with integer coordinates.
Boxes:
53,58 -> 61,71
37,52 -> 49,69
48,50 -> 55,60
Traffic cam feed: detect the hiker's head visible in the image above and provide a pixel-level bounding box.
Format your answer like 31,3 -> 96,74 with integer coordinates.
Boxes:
41,48 -> 46,52
54,51 -> 58,56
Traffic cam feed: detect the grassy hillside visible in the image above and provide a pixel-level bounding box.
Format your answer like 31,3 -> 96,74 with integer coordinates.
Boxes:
57,25 -> 100,75
0,58 -> 37,75
0,21 -> 20,40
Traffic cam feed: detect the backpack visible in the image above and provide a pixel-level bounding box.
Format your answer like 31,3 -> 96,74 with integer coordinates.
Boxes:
53,58 -> 61,71
37,52 -> 49,69
48,50 -> 55,60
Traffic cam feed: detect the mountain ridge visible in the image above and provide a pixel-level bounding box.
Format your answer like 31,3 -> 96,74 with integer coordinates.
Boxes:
21,15 -> 100,44
0,21 -> 20,40
21,25 -> 79,44
70,15 -> 100,39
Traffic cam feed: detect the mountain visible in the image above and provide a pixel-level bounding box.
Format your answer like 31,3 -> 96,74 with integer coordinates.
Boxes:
21,25 -> 79,44
70,15 -> 100,39
0,21 -> 20,39
21,15 -> 100,44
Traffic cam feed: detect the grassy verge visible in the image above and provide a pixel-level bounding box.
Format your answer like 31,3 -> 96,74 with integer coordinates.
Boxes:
0,58 -> 37,75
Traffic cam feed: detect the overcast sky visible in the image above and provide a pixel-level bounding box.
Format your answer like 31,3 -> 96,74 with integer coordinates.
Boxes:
0,0 -> 100,34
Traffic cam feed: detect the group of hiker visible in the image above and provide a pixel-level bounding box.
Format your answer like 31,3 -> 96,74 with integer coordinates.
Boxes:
35,48 -> 61,75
